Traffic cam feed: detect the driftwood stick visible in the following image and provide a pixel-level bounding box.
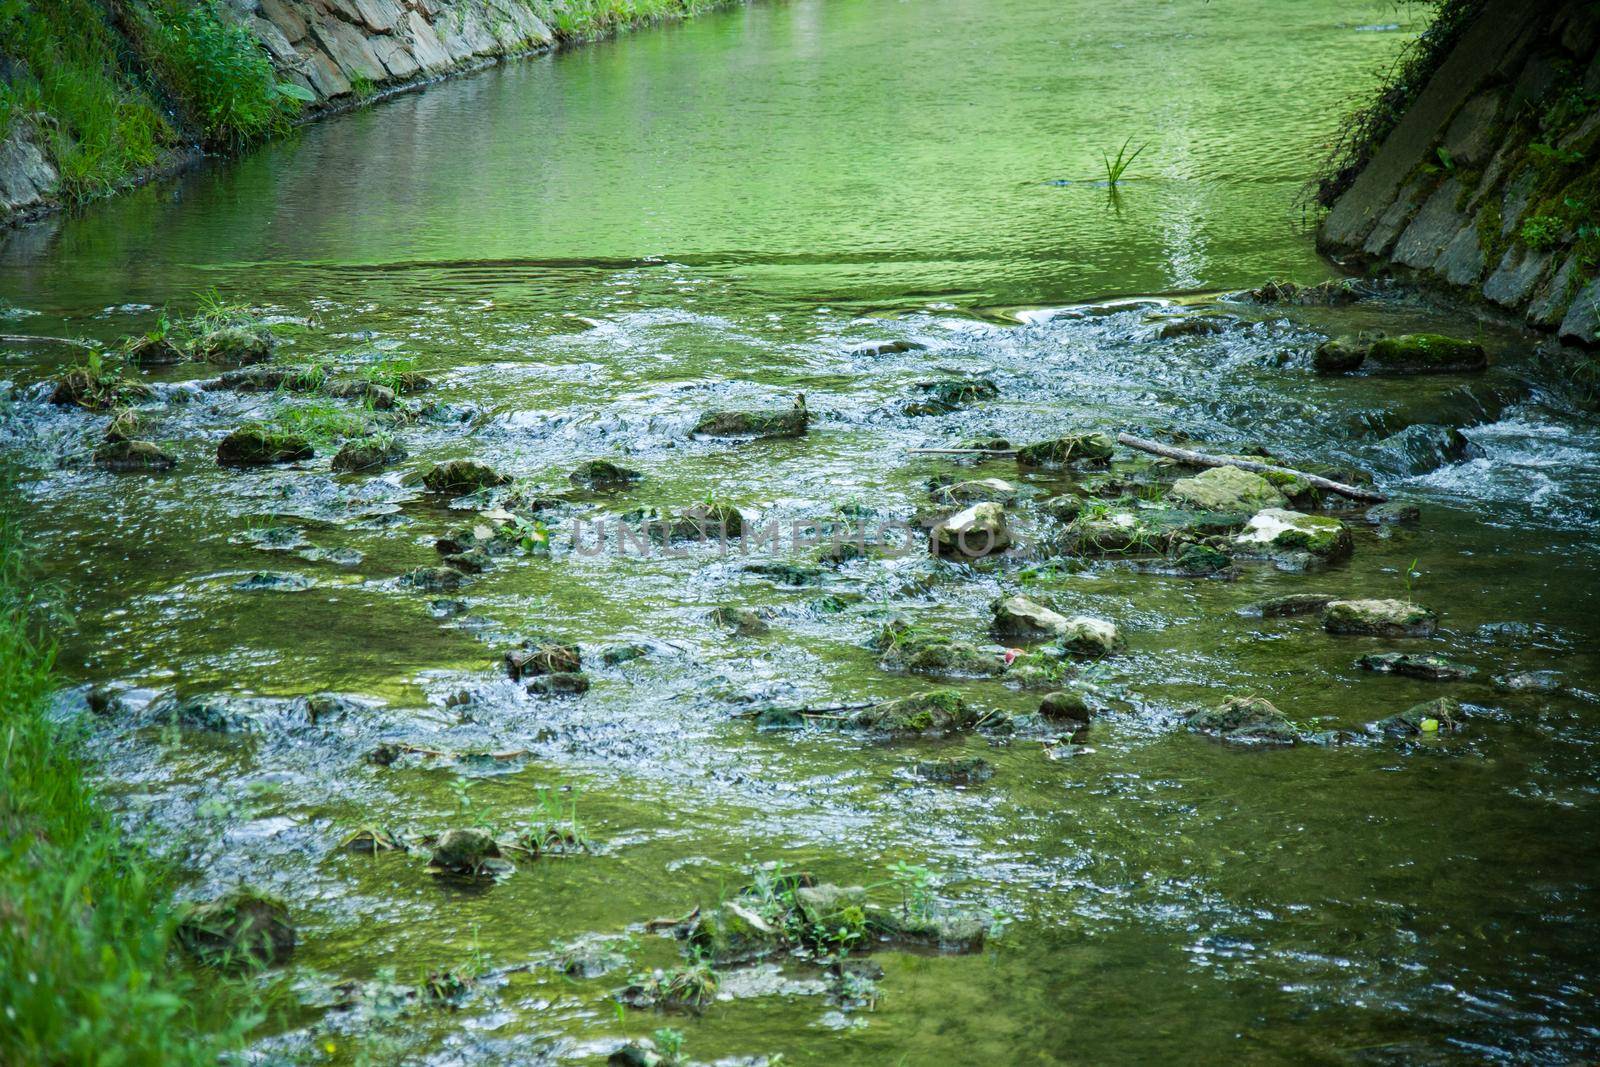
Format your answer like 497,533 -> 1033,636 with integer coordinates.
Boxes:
907,447 -> 1019,456
1115,433 -> 1387,504
0,333 -> 94,349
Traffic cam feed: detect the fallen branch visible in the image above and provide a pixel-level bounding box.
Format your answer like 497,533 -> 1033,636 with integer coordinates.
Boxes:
0,333 -> 94,349
1115,433 -> 1387,504
735,700 -> 882,719
907,447 -> 1019,456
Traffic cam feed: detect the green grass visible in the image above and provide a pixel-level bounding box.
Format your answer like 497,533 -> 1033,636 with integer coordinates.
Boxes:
0,0 -> 172,200
1100,136 -> 1146,186
531,0 -> 726,41
0,474 -> 253,1063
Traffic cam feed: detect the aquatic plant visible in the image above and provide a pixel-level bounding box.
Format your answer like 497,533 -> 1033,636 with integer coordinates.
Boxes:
1101,136 -> 1147,186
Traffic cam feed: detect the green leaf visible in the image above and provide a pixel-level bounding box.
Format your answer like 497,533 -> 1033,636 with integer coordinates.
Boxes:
275,81 -> 316,103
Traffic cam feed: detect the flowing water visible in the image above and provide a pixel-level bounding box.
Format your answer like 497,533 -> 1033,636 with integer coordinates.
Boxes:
4,0 -> 1600,1063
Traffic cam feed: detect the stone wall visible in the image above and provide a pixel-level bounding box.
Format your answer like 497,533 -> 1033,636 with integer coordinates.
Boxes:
1317,0 -> 1600,345
0,1 -> 698,225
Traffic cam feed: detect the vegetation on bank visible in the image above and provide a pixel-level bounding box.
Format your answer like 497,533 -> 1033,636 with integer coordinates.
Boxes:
0,482 -> 249,1063
1316,0 -> 1488,208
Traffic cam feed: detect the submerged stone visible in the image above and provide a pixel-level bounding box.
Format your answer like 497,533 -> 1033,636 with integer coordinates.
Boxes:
1167,466 -> 1285,513
912,756 -> 994,784
1492,669 -> 1564,693
322,378 -> 396,408
1186,695 -> 1299,745
423,459 -> 509,493
399,565 -> 470,592
848,338 -> 925,357
1244,592 -> 1337,618
1038,689 -> 1091,727
217,426 -> 313,466
1167,542 -> 1233,575
932,478 -> 1019,506
878,629 -> 1001,676
124,334 -> 184,365
1375,424 -> 1471,475
1366,334 -> 1487,375
1357,651 -> 1475,681
177,888 -> 294,969
232,571 -> 312,592
1015,432 -> 1115,468
904,376 -> 999,415
1323,598 -> 1437,638
569,459 -> 642,490
1365,501 -> 1421,525
711,605 -> 770,636
93,438 -> 174,472
214,365 -> 324,393
992,595 -> 1070,641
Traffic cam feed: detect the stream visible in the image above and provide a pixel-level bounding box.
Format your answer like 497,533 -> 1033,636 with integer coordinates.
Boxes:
3,0 -> 1600,1063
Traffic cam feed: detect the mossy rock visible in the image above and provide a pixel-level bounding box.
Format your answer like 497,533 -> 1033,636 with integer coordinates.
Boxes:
1375,696 -> 1463,737
932,502 -> 1010,557
669,502 -> 745,540
1004,647 -> 1076,690
1313,335 -> 1368,374
932,478 -> 1019,506
50,366 -> 152,411
1038,689 -> 1091,726
913,756 -> 994,784
1167,466 -> 1286,512
440,548 -> 492,574
1322,598 -> 1437,638
1356,652 -> 1474,681
216,364 -> 325,393
124,334 -> 184,365
93,438 -> 174,472
688,900 -> 783,963
505,642 -> 581,679
992,594 -> 1070,641
870,905 -> 988,952
188,324 -> 275,365
1168,542 -> 1233,575
904,376 -> 999,415
1015,432 -> 1114,468
428,828 -> 501,874
569,458 -> 643,490
177,888 -> 294,969
332,434 -> 407,473
399,566 -> 470,592
1366,334 -> 1487,375
1186,695 -> 1299,746
692,404 -> 809,438
1234,509 -> 1352,563
879,630 -> 1001,676
1245,592 -> 1337,618
423,459 -> 509,493
849,689 -> 988,735
217,426 -> 313,466
710,605 -> 770,636
323,378 -> 397,409
526,671 -> 591,696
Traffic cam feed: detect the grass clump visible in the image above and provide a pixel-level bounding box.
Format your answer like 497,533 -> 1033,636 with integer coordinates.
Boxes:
0,0 -> 171,200
532,0 -> 724,41
1101,135 -> 1147,185
133,0 -> 306,148
0,476 -> 252,1062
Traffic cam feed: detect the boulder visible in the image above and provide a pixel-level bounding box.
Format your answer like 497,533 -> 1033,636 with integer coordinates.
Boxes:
1015,432 -> 1115,467
428,828 -> 501,874
1375,424 -> 1471,475
1167,466 -> 1286,512
1234,509 -> 1352,563
1057,614 -> 1122,657
50,366 -> 152,411
1492,669 -> 1564,693
399,566 -> 469,592
1356,652 -> 1475,681
878,629 -> 1001,676
217,427 -> 312,466
93,439 -> 174,472
992,595 -> 1069,641
569,459 -> 642,490
688,900 -> 784,963
1186,695 -> 1299,745
176,888 -> 294,969
933,502 -> 1010,557
423,459 -> 509,493
668,502 -> 744,540
332,434 -> 407,472
1323,598 -> 1437,638
1366,334 -> 1487,374
1365,501 -> 1420,525
710,606 -> 770,636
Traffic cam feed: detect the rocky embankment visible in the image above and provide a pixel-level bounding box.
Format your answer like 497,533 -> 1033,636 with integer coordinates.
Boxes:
1318,0 -> 1600,344
0,0 -> 722,224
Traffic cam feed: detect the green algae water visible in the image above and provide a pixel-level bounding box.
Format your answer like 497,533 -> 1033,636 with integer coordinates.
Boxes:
5,1 -> 1600,1063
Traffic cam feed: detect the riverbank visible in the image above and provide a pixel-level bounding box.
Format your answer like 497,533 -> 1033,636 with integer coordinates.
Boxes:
0,477 -> 257,1062
0,0 -> 735,226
